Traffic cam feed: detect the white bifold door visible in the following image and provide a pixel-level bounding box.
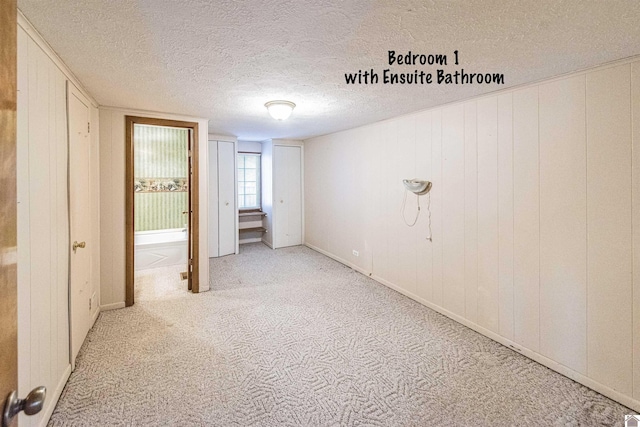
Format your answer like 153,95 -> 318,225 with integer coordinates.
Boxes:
208,140 -> 237,257
217,141 -> 236,256
273,145 -> 302,248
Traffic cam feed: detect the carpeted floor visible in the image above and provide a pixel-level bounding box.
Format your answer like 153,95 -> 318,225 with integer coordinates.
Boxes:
49,243 -> 631,426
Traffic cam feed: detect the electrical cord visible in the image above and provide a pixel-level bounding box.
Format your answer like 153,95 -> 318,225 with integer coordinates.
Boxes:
401,188 -> 433,242
401,188 -> 420,227
425,192 -> 432,241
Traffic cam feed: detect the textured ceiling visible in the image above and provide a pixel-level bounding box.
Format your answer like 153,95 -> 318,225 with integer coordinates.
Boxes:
17,0 -> 640,141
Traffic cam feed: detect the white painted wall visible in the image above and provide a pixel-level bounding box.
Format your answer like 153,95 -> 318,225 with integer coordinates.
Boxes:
17,15 -> 100,426
99,107 -> 210,307
304,59 -> 640,410
238,140 -> 262,153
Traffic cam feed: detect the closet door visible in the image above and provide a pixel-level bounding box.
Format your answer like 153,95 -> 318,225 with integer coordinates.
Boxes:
217,141 -> 236,256
286,146 -> 303,245
274,145 -> 302,248
273,146 -> 288,248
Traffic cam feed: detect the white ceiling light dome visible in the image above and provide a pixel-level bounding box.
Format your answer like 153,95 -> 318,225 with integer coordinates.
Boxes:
265,100 -> 296,121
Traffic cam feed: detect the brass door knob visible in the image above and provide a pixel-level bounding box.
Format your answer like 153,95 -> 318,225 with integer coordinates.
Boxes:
72,241 -> 86,253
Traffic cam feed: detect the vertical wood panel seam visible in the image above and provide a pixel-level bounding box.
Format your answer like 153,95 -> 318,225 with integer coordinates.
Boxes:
54,66 -> 61,379
28,39 -> 36,391
629,64 -> 635,397
48,63 -> 55,384
497,99 -> 500,331
585,75 -> 589,374
56,69 -> 64,376
441,113 -> 444,304
512,95 -> 516,337
463,106 -> 467,319
537,85 -> 541,352
429,117 -> 433,300
462,106 -> 466,319
476,103 -> 479,323
631,63 -> 636,397
110,111 -> 116,303
431,116 -> 434,302
415,118 -> 418,295
25,37 -> 32,392
107,111 -> 113,304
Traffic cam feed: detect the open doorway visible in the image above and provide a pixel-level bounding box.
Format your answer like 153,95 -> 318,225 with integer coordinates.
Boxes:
125,116 -> 200,306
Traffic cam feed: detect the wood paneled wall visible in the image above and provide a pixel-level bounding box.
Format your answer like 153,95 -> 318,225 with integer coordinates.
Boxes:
304,59 -> 640,409
16,14 -> 101,426
17,26 -> 79,426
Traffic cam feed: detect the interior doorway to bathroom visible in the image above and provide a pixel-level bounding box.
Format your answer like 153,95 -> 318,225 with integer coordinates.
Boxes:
125,116 -> 200,306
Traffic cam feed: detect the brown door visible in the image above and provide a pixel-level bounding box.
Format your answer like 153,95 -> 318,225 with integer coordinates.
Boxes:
187,131 -> 193,291
0,0 -> 19,422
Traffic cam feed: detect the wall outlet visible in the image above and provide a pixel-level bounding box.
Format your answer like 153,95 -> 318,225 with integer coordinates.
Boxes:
352,250 -> 359,257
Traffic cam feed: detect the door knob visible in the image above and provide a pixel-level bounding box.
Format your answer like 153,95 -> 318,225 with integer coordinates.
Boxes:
280,200 -> 283,203
72,241 -> 86,253
3,386 -> 46,426
182,211 -> 188,214
225,202 -> 229,206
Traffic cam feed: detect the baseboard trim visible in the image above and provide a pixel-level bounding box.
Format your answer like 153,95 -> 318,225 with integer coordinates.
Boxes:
304,243 -> 640,412
36,364 -> 71,427
100,302 -> 125,311
262,239 -> 274,249
304,243 -> 371,277
91,306 -> 100,326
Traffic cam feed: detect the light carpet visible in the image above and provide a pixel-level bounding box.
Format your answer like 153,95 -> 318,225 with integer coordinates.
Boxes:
49,243 -> 631,426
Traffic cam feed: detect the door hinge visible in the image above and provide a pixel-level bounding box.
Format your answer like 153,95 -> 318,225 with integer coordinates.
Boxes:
87,122 -> 90,133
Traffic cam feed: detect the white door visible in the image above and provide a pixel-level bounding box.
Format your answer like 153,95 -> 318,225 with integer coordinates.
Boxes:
208,141 -> 219,257
273,147 -> 289,248
218,141 -> 236,256
274,145 -> 302,248
68,83 -> 92,366
286,146 -> 303,245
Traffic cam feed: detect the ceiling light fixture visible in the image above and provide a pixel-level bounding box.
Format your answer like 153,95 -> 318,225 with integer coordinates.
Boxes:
265,100 -> 296,121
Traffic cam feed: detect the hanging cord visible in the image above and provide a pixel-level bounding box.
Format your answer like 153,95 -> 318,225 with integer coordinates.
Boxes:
401,189 -> 433,242
425,192 -> 432,241
401,188 -> 421,227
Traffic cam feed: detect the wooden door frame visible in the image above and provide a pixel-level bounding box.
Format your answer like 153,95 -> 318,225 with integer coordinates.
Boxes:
0,0 -> 18,409
125,116 -> 199,306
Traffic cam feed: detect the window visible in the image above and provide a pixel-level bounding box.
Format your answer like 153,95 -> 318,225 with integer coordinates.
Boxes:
237,153 -> 261,209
